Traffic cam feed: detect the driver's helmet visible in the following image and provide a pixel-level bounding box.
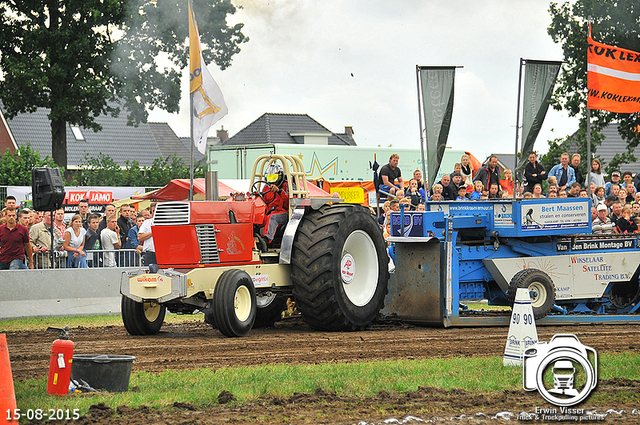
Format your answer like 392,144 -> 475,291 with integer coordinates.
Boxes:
265,163 -> 284,187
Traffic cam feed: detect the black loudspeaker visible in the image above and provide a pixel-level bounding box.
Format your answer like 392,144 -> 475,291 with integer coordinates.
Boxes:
32,167 -> 66,211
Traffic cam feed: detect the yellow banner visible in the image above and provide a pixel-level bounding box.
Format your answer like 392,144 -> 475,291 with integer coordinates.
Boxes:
329,187 -> 365,204
188,0 -> 202,93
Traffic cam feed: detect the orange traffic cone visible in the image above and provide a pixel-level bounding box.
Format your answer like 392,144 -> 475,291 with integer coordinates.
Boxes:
0,334 -> 18,424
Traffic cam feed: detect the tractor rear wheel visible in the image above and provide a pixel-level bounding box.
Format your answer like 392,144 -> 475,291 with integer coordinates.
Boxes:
212,269 -> 257,337
253,293 -> 287,328
507,269 -> 555,320
291,204 -> 389,331
121,296 -> 166,335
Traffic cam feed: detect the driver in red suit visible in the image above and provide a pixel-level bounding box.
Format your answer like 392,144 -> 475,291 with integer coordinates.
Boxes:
261,163 -> 289,243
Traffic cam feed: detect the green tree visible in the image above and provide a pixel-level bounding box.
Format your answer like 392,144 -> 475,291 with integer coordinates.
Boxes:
0,0 -> 247,169
72,153 -> 204,187
0,145 -> 59,185
73,152 -> 124,186
547,0 -> 640,170
145,154 -> 203,186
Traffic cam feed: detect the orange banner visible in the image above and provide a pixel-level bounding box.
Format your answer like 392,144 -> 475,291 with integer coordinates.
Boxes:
587,35 -> 640,113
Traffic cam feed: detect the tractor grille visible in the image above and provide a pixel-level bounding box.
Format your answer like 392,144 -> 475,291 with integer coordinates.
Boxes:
196,224 -> 220,264
153,202 -> 190,225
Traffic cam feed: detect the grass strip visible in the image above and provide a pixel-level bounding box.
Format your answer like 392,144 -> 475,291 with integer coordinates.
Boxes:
13,353 -> 640,417
0,313 -> 205,332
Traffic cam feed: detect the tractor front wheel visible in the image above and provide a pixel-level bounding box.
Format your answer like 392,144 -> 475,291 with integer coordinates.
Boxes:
212,269 -> 257,337
121,296 -> 166,335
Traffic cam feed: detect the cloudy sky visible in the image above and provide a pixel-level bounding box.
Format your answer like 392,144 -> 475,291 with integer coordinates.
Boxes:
148,0 -> 579,160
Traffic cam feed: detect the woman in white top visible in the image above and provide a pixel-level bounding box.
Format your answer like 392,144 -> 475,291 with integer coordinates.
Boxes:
589,158 -> 606,188
460,154 -> 474,189
62,214 -> 87,268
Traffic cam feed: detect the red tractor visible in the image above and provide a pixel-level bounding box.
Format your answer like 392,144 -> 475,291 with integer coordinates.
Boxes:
121,154 -> 389,337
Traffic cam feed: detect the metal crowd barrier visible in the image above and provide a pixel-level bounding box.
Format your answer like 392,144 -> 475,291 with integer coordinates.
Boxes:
32,249 -> 142,269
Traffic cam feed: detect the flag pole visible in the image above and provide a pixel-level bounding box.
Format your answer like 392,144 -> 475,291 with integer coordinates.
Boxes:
189,92 -> 194,201
586,107 -> 591,193
513,58 -> 524,198
585,23 -> 591,198
416,66 -> 428,194
188,0 -> 194,202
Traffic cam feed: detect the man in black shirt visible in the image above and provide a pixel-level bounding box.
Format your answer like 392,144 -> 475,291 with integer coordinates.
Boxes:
378,154 -> 404,198
523,152 -> 547,194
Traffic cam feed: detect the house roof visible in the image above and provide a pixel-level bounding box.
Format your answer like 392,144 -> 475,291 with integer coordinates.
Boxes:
590,124 -> 640,172
0,104 -> 196,168
222,113 -> 356,146
564,123 -> 640,173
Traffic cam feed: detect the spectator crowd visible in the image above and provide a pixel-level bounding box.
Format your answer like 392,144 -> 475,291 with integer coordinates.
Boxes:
376,152 -> 640,237
0,196 -> 156,270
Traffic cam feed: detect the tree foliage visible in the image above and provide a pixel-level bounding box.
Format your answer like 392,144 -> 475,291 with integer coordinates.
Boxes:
70,153 -> 203,187
0,0 -> 247,169
0,145 -> 59,186
547,0 -> 640,170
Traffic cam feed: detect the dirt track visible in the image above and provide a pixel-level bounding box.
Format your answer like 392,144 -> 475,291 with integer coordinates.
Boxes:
5,318 -> 640,424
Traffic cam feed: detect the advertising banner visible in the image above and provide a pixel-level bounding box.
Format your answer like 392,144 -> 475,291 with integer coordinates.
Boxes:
418,67 -> 456,188
516,60 -> 562,176
520,200 -> 590,231
587,33 -> 640,113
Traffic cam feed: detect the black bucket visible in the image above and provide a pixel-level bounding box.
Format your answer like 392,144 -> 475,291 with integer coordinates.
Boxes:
71,354 -> 136,392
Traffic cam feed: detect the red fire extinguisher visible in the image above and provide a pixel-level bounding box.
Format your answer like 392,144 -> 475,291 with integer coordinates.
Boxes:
46,326 -> 74,396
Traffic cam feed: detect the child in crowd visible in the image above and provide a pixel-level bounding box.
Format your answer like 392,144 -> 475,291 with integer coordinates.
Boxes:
616,206 -> 638,233
400,197 -> 412,210
470,181 -> 483,200
500,169 -> 514,195
456,185 -> 468,201
406,178 -> 425,208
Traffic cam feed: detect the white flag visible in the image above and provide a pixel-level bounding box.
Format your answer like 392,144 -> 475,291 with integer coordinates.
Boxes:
189,0 -> 227,154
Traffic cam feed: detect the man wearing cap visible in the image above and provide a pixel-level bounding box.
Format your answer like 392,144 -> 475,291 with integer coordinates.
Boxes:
450,172 -> 463,195
592,203 -> 615,234
605,171 -> 622,197
548,153 -> 576,192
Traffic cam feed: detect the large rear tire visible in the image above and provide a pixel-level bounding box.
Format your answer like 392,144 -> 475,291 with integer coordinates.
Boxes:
291,204 -> 389,331
507,269 -> 555,320
121,296 -> 166,335
212,269 -> 257,337
253,293 -> 287,328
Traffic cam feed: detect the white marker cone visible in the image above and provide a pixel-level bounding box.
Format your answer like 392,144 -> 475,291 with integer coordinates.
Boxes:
503,287 -> 538,366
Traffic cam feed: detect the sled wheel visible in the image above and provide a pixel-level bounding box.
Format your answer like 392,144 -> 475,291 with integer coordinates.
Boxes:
212,269 -> 257,337
121,296 -> 166,335
507,269 -> 555,320
291,204 -> 389,331
253,293 -> 287,328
